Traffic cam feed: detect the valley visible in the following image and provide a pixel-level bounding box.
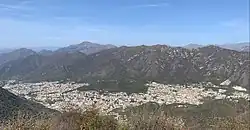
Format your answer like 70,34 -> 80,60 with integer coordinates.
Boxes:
2,81 -> 249,117
0,42 -> 249,129
0,0 -> 249,128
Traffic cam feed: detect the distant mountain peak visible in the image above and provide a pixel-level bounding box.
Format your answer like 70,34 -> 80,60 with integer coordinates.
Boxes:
205,45 -> 221,48
219,42 -> 249,52
76,41 -> 97,47
56,41 -> 116,55
38,49 -> 54,56
183,42 -> 249,52
14,48 -> 35,53
183,44 -> 203,49
80,41 -> 97,45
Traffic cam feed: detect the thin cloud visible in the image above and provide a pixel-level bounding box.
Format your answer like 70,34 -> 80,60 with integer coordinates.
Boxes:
19,0 -> 33,5
0,0 -> 33,11
0,4 -> 27,10
129,2 -> 169,8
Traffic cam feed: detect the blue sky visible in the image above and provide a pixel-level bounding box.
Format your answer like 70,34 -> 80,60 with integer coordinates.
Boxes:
0,0 -> 249,47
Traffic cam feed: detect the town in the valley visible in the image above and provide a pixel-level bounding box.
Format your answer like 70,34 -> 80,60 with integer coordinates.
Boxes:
1,80 -> 249,116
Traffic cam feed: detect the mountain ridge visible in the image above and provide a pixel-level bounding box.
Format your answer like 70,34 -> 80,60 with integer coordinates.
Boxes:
183,42 -> 250,52
0,48 -> 36,65
0,45 -> 248,90
55,41 -> 116,55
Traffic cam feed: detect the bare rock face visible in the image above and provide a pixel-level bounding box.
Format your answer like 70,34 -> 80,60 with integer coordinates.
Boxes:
220,79 -> 231,86
228,60 -> 250,89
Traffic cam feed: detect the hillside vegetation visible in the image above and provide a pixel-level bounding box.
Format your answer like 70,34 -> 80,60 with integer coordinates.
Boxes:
1,99 -> 249,130
0,87 -> 57,121
0,45 -> 249,90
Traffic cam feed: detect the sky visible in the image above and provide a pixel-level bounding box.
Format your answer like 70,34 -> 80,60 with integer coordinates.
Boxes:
0,0 -> 249,48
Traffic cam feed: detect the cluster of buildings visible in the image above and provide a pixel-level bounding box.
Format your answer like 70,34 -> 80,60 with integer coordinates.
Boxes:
2,81 -> 249,115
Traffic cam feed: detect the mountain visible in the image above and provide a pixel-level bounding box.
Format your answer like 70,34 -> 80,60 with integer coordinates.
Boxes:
219,42 -> 250,52
0,87 -> 57,120
38,49 -> 54,56
0,49 -> 14,54
196,45 -> 249,87
0,48 -> 36,65
183,42 -> 250,52
0,45 -> 249,89
56,41 -> 116,55
183,44 -> 203,49
28,46 -> 60,52
71,45 -> 249,88
239,45 -> 249,52
0,51 -> 86,82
